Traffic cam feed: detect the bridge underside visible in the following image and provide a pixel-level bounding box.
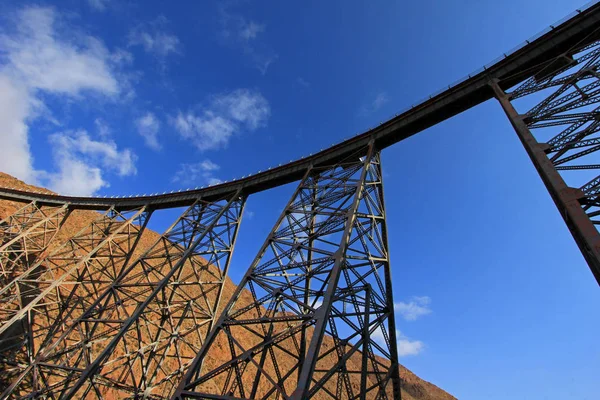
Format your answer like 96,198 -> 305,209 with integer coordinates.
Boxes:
1,3 -> 600,400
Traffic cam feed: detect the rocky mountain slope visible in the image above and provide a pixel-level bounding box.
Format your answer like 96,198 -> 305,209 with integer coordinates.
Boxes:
0,172 -> 455,400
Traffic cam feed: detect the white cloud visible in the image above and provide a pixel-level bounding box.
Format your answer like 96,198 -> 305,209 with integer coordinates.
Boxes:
45,158 -> 105,196
373,93 -> 389,109
397,331 -> 425,356
43,130 -> 136,196
296,77 -> 310,88
174,112 -> 236,151
395,296 -> 432,321
128,20 -> 180,58
219,6 -> 277,75
239,21 -> 265,41
372,327 -> 424,357
312,297 -> 323,309
0,7 -> 119,96
87,0 -> 110,12
94,118 -> 111,138
248,51 -> 278,76
135,112 -> 161,150
0,76 -> 35,182
110,48 -> 134,65
0,6 -> 125,187
172,89 -> 270,151
360,92 -> 389,116
370,297 -> 431,357
172,160 -> 221,186
51,131 -> 136,176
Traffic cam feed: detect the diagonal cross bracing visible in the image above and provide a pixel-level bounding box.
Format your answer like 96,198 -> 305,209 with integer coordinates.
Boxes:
27,192 -> 246,399
494,26 -> 600,284
0,202 -> 71,285
0,206 -> 150,398
173,142 -> 401,400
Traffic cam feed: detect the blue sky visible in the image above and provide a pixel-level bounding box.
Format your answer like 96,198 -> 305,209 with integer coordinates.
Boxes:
1,0 -> 599,399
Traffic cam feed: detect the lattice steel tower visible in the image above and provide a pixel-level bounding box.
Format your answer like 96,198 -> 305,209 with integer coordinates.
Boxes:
1,2 -> 600,399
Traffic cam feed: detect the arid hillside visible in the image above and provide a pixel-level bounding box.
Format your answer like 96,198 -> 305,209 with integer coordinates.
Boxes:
0,172 -> 456,400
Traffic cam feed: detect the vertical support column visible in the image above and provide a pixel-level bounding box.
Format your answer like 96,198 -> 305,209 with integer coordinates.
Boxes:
291,143 -> 376,400
174,142 -> 401,400
50,191 -> 245,399
376,156 -> 402,400
491,80 -> 600,285
0,203 -> 71,283
0,206 -> 150,397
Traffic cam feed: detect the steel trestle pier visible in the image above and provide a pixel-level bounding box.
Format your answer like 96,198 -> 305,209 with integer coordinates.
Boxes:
1,2 -> 600,399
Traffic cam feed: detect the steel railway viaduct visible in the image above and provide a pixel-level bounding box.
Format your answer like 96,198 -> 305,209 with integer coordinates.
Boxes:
1,2 -> 600,399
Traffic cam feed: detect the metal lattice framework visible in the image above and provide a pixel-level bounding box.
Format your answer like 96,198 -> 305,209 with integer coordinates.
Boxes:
0,4 -> 600,400
0,206 -> 150,397
173,143 -> 400,400
0,193 -> 245,399
0,203 -> 70,285
493,29 -> 600,283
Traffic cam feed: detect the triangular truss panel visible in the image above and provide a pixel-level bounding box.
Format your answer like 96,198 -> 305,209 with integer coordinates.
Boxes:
174,143 -> 401,400
0,202 -> 70,285
494,26 -> 600,283
14,193 -> 246,399
0,206 -> 150,397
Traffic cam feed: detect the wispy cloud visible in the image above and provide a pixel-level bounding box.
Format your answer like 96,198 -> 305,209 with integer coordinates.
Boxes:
372,327 -> 425,357
371,296 -> 432,356
360,92 -> 389,116
395,296 -> 432,321
239,20 -> 264,41
94,118 -> 111,138
219,5 -> 277,75
0,7 -> 120,95
172,160 -> 221,186
0,6 -> 126,187
296,77 -> 310,88
135,112 -> 161,150
87,0 -> 110,12
42,130 -> 137,196
172,89 -> 270,151
396,330 -> 425,356
128,17 -> 180,59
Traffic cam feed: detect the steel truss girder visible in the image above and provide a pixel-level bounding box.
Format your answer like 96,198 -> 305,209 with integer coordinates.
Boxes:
173,142 -> 401,400
14,193 -> 246,399
0,202 -> 71,285
493,28 -> 600,285
0,206 -> 151,398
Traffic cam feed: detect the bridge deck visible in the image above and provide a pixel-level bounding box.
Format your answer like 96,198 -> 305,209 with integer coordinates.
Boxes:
1,2 -> 600,210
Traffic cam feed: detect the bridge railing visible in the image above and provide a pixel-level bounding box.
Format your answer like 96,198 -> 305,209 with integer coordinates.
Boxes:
3,1 -> 598,200
184,0 -> 600,195
293,0 -> 599,185
399,0 -> 600,116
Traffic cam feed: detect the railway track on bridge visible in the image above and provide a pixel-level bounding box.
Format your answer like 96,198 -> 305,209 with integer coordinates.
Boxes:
1,1 -> 599,210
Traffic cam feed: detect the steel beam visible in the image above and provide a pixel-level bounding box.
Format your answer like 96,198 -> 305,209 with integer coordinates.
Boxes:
38,192 -> 246,399
290,143 -> 377,400
492,80 -> 600,285
0,5 -> 599,211
0,206 -> 150,397
0,203 -> 71,283
174,142 -> 401,399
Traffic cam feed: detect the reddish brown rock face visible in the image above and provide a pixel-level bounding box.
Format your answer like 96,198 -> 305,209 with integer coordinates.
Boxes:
0,172 -> 456,400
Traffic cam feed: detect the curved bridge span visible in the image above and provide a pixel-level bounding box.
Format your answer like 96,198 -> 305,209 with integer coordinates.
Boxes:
1,3 -> 600,400
1,2 -> 599,210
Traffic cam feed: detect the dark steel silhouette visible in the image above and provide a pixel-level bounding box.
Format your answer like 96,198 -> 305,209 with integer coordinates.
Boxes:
1,3 -> 600,399
173,143 -> 401,400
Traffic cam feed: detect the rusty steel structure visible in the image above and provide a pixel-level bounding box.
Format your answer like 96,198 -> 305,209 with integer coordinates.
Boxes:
1,2 -> 600,399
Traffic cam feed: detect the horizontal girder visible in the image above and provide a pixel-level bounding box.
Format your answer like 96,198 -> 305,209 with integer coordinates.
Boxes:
0,3 -> 599,210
